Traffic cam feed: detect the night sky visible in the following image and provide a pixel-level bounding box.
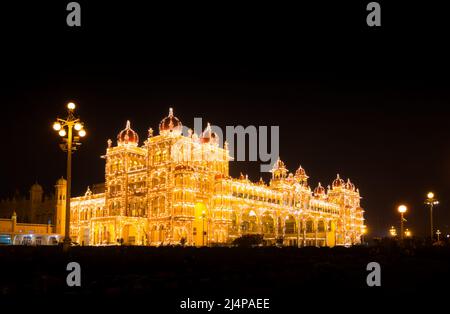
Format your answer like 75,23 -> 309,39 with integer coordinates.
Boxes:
1,1 -> 449,237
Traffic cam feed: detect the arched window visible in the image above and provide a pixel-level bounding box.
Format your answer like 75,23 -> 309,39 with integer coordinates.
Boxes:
161,150 -> 168,161
262,213 -> 274,234
159,196 -> 166,215
160,173 -> 166,186
317,220 -> 325,232
152,199 -> 158,217
152,177 -> 159,188
285,216 -> 296,234
306,220 -> 314,233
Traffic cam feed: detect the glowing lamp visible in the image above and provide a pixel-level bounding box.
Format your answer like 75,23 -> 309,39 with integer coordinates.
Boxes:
398,205 -> 407,213
78,129 -> 86,137
59,129 -> 66,137
53,122 -> 61,131
427,192 -> 434,199
74,123 -> 83,131
67,102 -> 76,110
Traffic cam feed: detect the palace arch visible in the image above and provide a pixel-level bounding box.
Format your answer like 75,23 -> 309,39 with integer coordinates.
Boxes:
122,224 -> 137,245
261,212 -> 275,234
241,209 -> 259,234
285,215 -> 296,235
193,202 -> 208,246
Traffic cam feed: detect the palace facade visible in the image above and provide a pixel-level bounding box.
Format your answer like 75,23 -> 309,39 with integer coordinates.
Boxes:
70,108 -> 365,247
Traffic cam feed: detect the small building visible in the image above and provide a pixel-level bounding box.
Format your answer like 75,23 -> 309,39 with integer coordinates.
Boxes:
0,212 -> 60,245
0,178 -> 67,245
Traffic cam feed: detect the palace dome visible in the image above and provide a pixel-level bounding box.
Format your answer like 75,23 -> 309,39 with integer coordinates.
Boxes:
295,166 -> 306,177
294,165 -> 308,181
200,123 -> 219,144
314,182 -> 325,195
56,177 -> 66,185
159,108 -> 182,135
345,178 -> 355,191
332,174 -> 345,188
30,182 -> 43,192
271,157 -> 288,179
272,158 -> 287,172
117,120 -> 139,146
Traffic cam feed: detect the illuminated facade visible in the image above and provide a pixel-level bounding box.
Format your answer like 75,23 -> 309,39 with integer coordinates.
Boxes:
70,109 -> 365,247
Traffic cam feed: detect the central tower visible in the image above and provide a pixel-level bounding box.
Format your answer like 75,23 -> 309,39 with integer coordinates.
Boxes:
146,108 -> 231,245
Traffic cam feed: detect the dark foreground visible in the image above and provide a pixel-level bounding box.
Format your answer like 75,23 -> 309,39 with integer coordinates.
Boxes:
1,244 -> 449,311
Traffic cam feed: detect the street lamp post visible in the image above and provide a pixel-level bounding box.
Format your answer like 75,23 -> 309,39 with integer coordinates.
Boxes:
425,192 -> 439,241
398,205 -> 407,241
53,102 -> 86,250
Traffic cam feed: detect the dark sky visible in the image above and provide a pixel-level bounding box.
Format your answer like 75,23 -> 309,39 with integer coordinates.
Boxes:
1,1 -> 449,237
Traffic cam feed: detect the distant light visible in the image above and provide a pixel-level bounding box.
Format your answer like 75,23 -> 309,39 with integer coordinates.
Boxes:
74,123 -> 83,131
67,102 -> 76,110
59,129 -> 66,137
398,205 -> 407,213
389,226 -> 397,236
53,122 -> 61,131
405,229 -> 412,237
427,192 -> 434,199
78,129 -> 86,137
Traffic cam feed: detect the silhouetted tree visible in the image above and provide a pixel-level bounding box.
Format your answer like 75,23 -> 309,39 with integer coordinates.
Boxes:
232,234 -> 264,247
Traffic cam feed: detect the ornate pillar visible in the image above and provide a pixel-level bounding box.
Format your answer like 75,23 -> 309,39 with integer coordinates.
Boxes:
302,218 -> 306,247
314,220 -> 318,247
274,214 -> 279,240
335,221 -> 338,246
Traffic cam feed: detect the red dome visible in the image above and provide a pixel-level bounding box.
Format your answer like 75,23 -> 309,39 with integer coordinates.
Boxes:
314,182 -> 325,195
345,178 -> 355,191
332,174 -> 345,188
295,166 -> 306,177
272,158 -> 287,172
200,123 -> 219,144
294,165 -> 308,181
159,108 -> 182,135
117,120 -> 139,146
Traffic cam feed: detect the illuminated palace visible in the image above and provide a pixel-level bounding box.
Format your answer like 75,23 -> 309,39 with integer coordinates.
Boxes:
70,109 -> 365,247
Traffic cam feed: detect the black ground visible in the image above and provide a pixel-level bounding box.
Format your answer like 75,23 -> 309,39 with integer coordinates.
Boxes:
1,244 -> 449,311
